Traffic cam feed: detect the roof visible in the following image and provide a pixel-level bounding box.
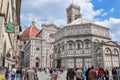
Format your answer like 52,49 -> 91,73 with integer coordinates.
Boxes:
66,4 -> 80,11
21,21 -> 40,39
66,18 -> 92,26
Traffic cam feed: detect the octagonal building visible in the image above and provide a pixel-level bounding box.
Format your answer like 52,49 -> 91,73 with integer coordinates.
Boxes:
53,4 -> 120,69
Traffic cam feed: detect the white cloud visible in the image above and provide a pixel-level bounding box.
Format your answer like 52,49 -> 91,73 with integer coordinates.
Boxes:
21,0 -> 120,43
72,0 -> 103,21
95,18 -> 120,42
102,13 -> 107,16
110,8 -> 114,12
21,0 -> 103,22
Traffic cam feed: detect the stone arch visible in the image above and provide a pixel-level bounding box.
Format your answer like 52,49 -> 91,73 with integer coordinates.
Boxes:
96,48 -> 102,54
35,57 -> 40,67
57,43 -> 61,53
112,48 -> 119,67
75,40 -> 82,49
112,48 -> 119,55
66,40 -> 75,50
83,39 -> 91,48
104,48 -> 113,68
104,48 -> 112,55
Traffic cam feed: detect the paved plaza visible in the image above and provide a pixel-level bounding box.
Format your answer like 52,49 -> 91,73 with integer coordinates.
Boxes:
37,70 -> 67,80
36,70 -> 114,80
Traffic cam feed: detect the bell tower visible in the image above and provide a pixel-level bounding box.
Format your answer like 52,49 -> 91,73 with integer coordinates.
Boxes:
66,4 -> 81,24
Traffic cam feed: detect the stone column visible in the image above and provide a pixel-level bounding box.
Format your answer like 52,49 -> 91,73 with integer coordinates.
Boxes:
91,42 -> 97,69
64,42 -> 68,69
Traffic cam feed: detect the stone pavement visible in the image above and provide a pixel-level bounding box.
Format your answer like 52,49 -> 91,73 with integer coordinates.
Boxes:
37,70 -> 114,80
37,70 -> 67,80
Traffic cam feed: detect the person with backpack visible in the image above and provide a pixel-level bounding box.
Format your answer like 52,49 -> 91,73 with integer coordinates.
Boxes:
66,68 -> 75,80
11,67 -> 16,80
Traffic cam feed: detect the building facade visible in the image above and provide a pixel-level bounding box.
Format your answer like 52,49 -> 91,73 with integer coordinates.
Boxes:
0,0 -> 21,68
20,21 -> 60,68
53,4 -> 120,69
37,23 -> 60,68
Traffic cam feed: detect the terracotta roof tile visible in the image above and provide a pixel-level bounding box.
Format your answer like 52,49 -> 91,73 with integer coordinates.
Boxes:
21,25 -> 40,39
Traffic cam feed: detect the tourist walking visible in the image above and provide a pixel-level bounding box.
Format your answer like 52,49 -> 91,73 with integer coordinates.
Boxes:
85,68 -> 91,80
11,66 -> 16,80
24,67 -> 36,80
53,69 -> 59,80
66,68 -> 75,80
16,67 -> 22,80
116,66 -> 120,80
76,68 -> 83,80
104,69 -> 109,80
88,66 -> 97,80
112,67 -> 117,80
5,67 -> 10,80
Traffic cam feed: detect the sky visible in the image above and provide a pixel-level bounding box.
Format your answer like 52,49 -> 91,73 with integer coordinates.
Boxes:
21,0 -> 120,43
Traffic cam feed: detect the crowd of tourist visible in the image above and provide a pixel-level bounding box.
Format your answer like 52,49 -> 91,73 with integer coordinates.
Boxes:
3,65 -> 120,80
66,66 -> 120,80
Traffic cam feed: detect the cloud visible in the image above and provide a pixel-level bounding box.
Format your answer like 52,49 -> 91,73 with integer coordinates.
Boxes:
21,0 -> 120,43
21,0 -> 103,27
95,18 -> 120,42
73,0 -> 103,21
110,8 -> 114,12
102,13 -> 108,16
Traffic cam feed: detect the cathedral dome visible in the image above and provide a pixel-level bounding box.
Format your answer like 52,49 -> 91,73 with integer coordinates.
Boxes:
21,21 -> 40,39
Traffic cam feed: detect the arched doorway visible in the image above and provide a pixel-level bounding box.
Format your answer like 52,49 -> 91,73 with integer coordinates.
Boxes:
35,62 -> 39,67
35,57 -> 40,67
57,59 -> 61,68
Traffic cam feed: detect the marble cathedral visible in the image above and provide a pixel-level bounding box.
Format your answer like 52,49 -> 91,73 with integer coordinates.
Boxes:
53,4 -> 120,69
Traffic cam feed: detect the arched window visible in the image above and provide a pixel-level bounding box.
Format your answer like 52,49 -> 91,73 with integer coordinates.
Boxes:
112,49 -> 118,55
62,45 -> 64,51
84,40 -> 91,48
75,15 -> 78,20
69,43 -> 72,49
77,43 -> 80,49
68,16 -> 71,23
105,48 -> 111,55
85,42 -> 89,48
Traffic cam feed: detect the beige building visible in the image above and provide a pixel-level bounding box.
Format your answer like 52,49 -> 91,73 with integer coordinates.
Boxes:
53,4 -> 120,69
0,0 -> 21,68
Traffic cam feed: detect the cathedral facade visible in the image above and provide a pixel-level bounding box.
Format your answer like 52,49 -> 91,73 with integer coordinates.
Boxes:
53,4 -> 120,69
20,21 -> 60,68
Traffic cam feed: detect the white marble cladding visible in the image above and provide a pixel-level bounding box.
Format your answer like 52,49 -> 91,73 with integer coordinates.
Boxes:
55,23 -> 109,41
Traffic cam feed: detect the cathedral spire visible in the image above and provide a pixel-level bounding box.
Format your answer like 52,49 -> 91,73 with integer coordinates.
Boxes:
32,18 -> 36,26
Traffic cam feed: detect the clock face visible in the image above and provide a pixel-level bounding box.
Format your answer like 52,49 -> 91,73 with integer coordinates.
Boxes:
49,33 -> 54,39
